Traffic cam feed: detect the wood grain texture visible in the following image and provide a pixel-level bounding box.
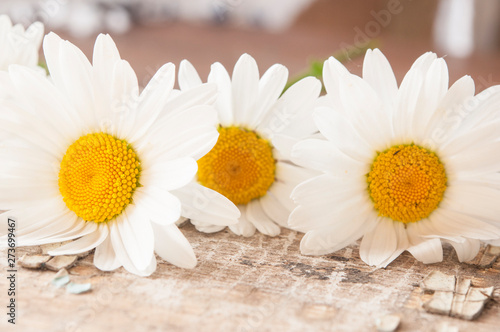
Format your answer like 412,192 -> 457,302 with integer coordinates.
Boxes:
1,224 -> 499,332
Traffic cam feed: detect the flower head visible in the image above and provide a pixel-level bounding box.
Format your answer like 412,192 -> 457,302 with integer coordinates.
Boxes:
0,15 -> 43,70
290,49 -> 500,267
178,54 -> 321,236
0,33 -> 239,276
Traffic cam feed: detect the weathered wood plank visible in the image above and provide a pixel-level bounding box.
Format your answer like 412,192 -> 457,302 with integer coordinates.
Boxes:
1,225 -> 499,332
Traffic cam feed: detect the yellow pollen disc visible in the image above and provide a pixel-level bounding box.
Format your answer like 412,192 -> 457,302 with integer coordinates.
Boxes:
367,144 -> 447,224
58,133 -> 141,223
197,126 -> 276,205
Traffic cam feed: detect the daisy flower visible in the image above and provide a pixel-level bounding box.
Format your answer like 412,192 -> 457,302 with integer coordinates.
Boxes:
290,49 -> 500,267
0,33 -> 239,276
0,15 -> 43,71
178,54 -> 321,237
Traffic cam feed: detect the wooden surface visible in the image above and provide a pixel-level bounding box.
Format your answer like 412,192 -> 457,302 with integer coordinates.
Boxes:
3,1 -> 500,331
1,224 -> 499,332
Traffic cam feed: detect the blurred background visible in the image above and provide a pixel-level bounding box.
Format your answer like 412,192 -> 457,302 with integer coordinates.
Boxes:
1,0 -> 500,91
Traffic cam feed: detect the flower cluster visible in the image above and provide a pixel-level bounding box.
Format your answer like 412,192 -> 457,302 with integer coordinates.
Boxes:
1,16 -> 500,276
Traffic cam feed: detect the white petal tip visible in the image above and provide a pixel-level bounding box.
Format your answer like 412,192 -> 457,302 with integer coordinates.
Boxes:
175,257 -> 197,269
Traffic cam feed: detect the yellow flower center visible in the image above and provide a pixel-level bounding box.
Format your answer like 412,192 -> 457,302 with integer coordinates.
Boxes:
367,144 -> 447,224
197,126 -> 276,205
58,133 -> 141,223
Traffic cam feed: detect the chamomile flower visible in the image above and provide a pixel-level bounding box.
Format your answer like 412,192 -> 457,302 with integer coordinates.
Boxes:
0,15 -> 44,137
0,15 -> 43,71
290,49 -> 500,267
0,33 -> 239,276
178,54 -> 321,237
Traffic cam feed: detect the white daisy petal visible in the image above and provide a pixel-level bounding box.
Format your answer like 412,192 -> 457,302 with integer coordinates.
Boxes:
290,174 -> 365,207
119,204 -> 155,271
0,111 -> 68,160
16,208 -> 79,240
190,219 -> 226,234
0,178 -> 59,210
359,218 -> 398,267
290,187 -> 370,233
393,53 -> 437,140
300,209 -> 377,256
423,75 -> 475,142
48,225 -> 109,255
94,231 -> 121,271
179,59 -> 203,91
152,223 -> 197,269
164,83 -> 218,119
231,53 -> 259,126
275,162 -> 317,187
171,182 -> 240,226
248,64 -> 288,128
134,186 -> 182,226
485,238 -> 500,246
110,214 -> 154,274
458,173 -> 500,189
377,222 -> 410,268
430,206 -> 500,240
42,33 -> 66,87
362,49 -> 398,107
93,34 -> 121,123
439,120 -> 500,158
93,34 -> 121,79
439,75 -> 475,110
258,76 -> 321,139
406,237 -> 443,264
444,140 -> 500,178
322,56 -> 350,97
141,157 -> 197,191
128,63 -> 176,143
291,139 -> 367,176
0,17 -> 43,70
145,126 -> 218,163
110,218 -> 155,276
207,62 -> 233,126
450,86 -> 500,137
9,65 -> 80,143
394,65 -> 423,140
22,220 -> 98,247
268,181 -> 295,211
409,52 -> 438,72
408,217 -> 464,243
313,106 -> 374,162
246,200 -> 281,237
443,184 -> 500,222
271,134 -> 299,161
337,73 -> 391,150
445,238 -> 480,262
143,105 -> 218,160
110,60 -> 140,139
259,192 -> 290,227
412,58 -> 449,141
0,146 -> 55,171
228,206 -> 256,237
58,36 -> 96,129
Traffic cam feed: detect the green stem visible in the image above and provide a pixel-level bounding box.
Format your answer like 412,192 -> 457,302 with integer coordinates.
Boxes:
38,61 -> 49,75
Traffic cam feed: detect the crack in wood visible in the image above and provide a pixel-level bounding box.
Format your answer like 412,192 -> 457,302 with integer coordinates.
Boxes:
420,271 -> 494,320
